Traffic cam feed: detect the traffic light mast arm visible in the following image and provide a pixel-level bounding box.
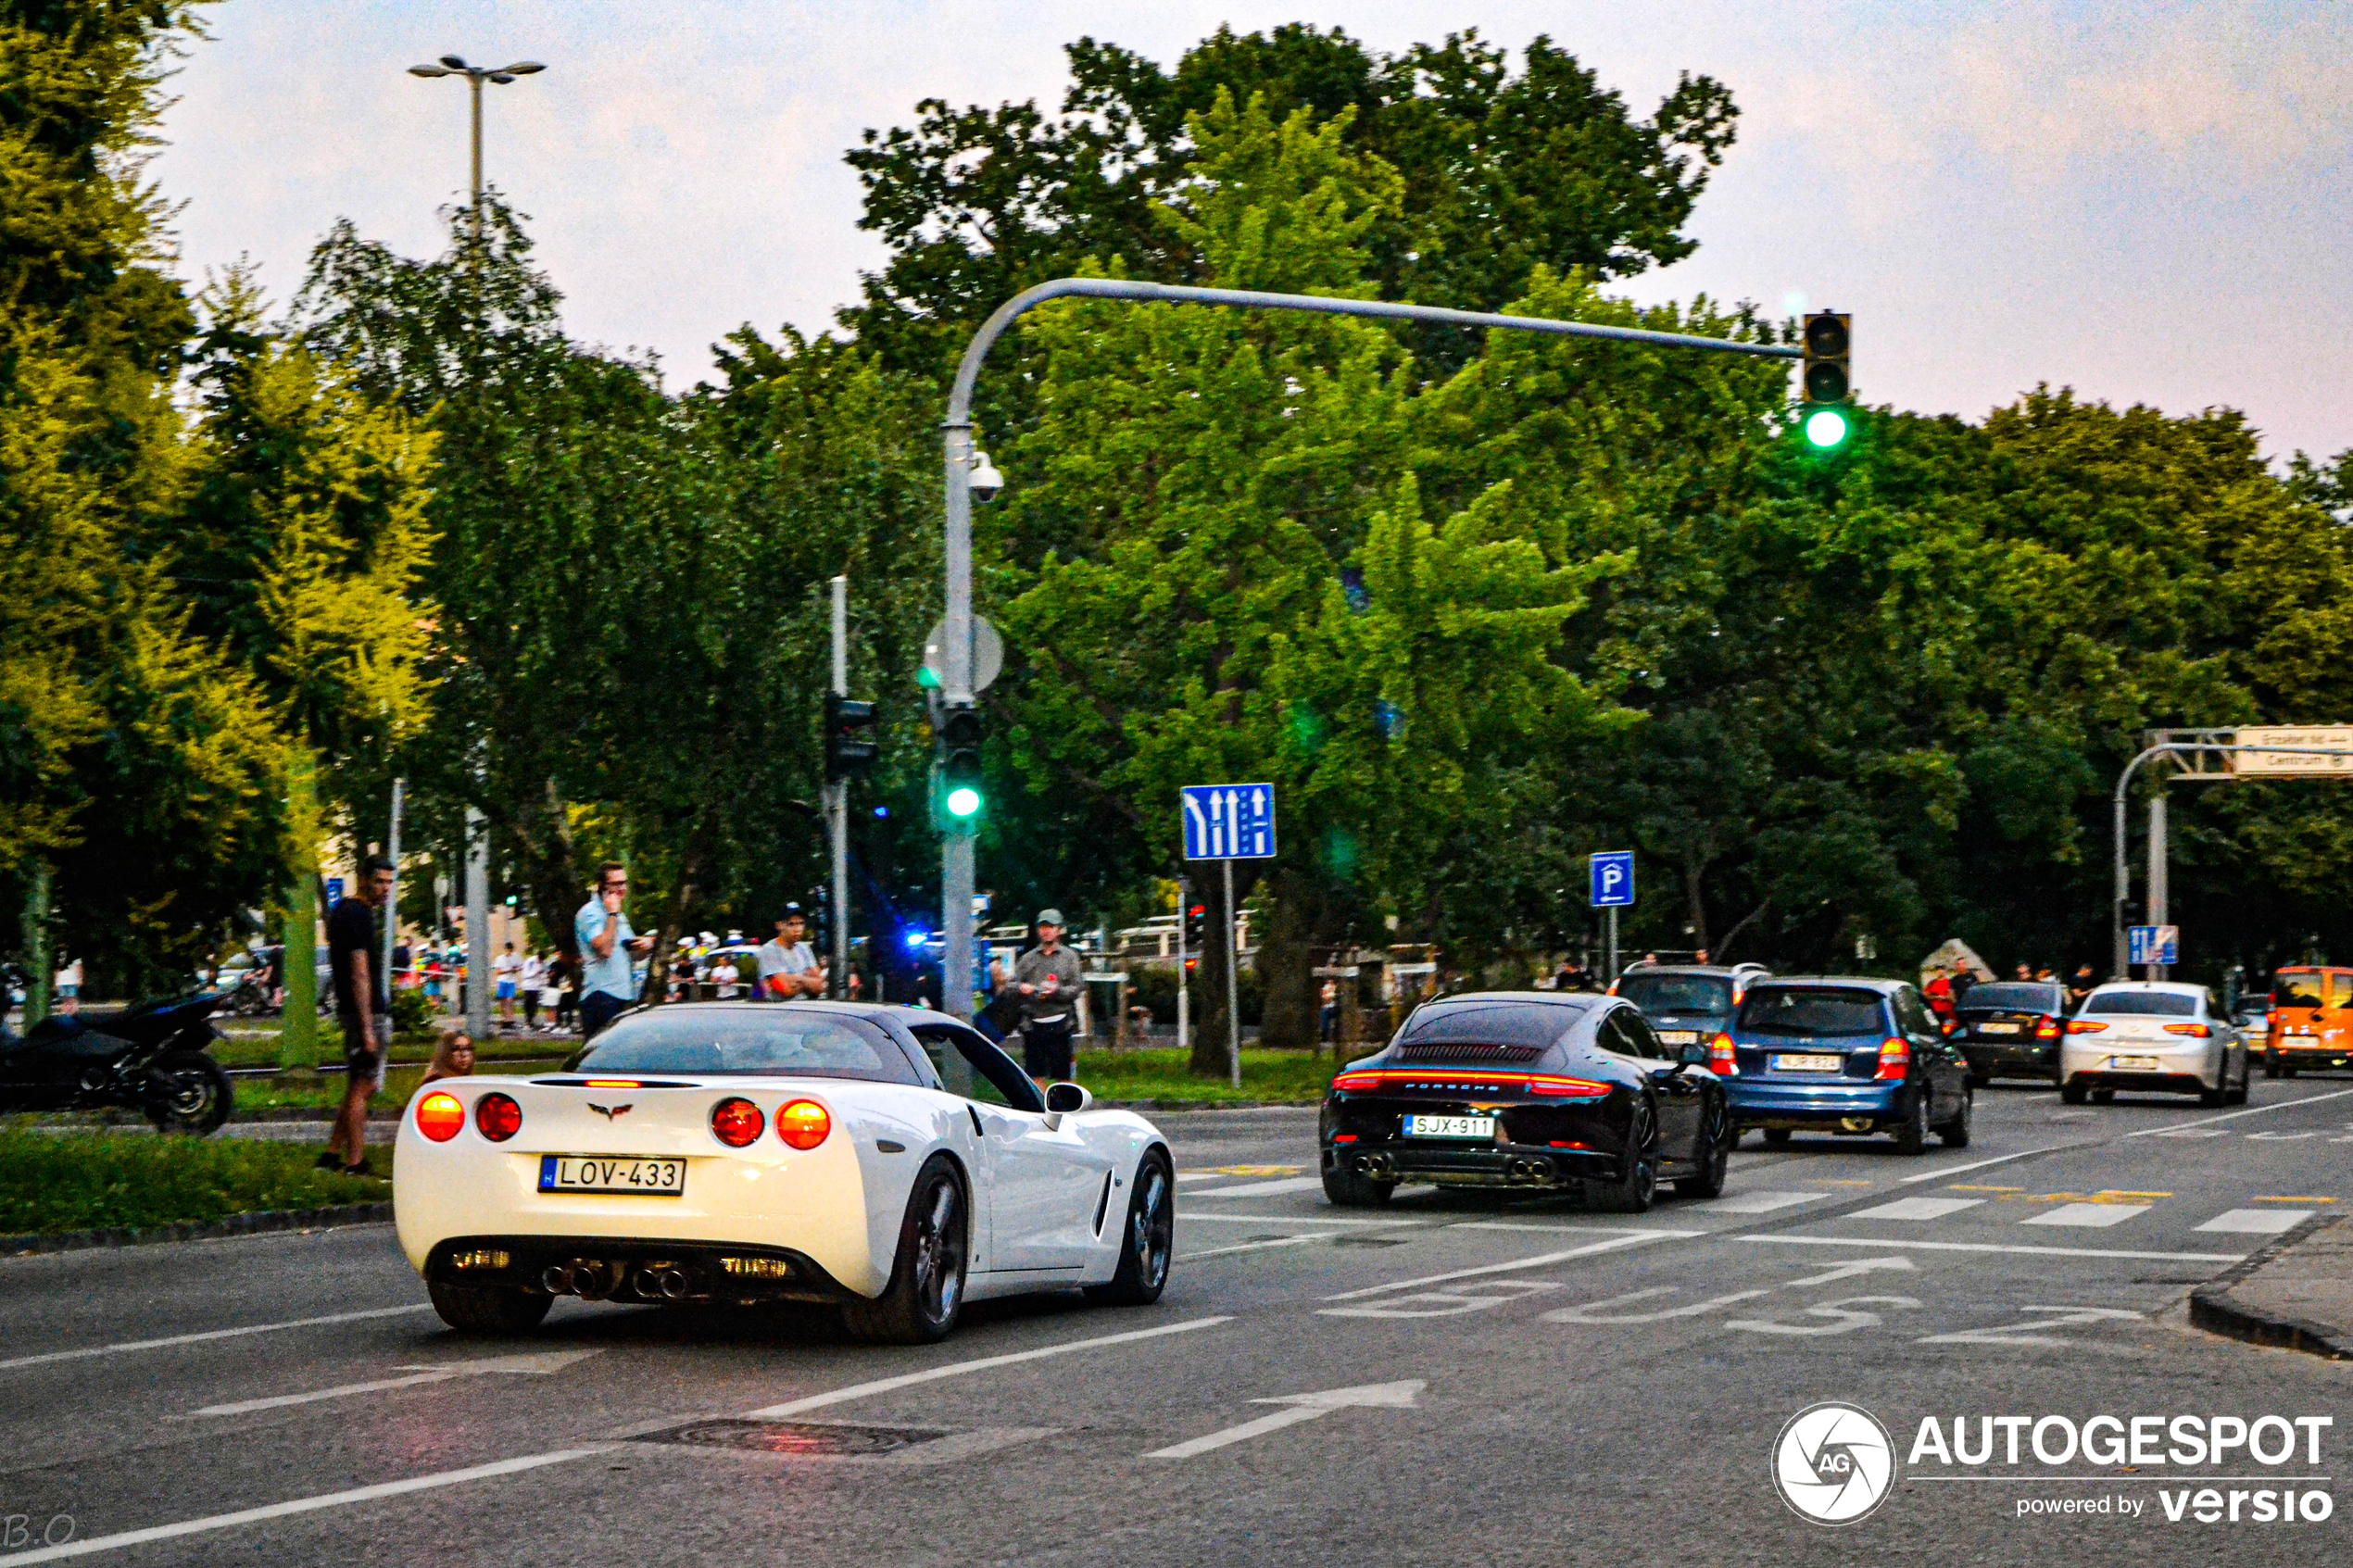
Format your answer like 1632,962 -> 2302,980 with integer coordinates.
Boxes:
937,280 -> 1805,1022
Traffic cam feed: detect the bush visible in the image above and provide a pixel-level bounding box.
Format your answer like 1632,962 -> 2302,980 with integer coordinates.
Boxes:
1126,962 -> 1260,1026
389,985 -> 436,1041
0,1128 -> 389,1236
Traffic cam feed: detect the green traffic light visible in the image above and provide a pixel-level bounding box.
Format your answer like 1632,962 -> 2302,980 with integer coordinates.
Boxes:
1803,408 -> 1850,449
945,785 -> 982,818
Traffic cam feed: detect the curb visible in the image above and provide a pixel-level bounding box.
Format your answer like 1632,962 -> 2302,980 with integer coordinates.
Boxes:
2187,1212 -> 2353,1361
1,1201 -> 394,1260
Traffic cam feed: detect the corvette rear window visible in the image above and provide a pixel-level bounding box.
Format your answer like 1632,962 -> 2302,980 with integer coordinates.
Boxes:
2081,991 -> 2196,1018
1395,1001 -> 1582,1049
1736,988 -> 1886,1038
574,1011 -> 922,1082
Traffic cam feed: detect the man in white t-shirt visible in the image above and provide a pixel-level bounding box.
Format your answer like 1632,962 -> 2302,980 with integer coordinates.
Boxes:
754,906 -> 824,999
519,950 -> 546,1028
492,943 -> 521,1023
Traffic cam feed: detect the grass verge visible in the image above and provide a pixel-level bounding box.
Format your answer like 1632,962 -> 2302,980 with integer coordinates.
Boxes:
1073,1047 -> 1375,1105
0,1128 -> 390,1236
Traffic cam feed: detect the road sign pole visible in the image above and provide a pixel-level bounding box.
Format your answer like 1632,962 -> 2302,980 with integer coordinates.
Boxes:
1606,907 -> 1617,985
1224,857 -> 1241,1091
2146,788 -> 2168,982
1176,875 -> 1189,1057
828,576 -> 850,999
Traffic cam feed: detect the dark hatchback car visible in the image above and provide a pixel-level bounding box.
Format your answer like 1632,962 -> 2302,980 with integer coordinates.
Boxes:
1947,980 -> 2067,1084
1319,993 -> 1731,1214
1611,966 -> 1763,1057
1718,977 -> 1972,1153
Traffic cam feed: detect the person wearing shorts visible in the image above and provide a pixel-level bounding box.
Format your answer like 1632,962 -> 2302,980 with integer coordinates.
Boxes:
323,855 -> 395,1176
493,943 -> 520,1022
1009,909 -> 1084,1088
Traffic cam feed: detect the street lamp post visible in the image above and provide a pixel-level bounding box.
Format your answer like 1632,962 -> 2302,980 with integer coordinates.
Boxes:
936,278 -> 1801,1024
407,55 -> 546,233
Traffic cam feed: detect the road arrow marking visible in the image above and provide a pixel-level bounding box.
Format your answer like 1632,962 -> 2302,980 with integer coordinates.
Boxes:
185,1349 -> 601,1418
1145,1381 -> 1424,1460
1782,1255 -> 1916,1288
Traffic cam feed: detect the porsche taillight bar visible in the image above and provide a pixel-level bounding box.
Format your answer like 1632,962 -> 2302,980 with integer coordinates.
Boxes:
1330,1068 -> 1609,1098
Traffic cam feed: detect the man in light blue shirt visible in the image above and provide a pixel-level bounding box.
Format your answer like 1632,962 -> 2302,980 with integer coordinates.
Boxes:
573,861 -> 653,1040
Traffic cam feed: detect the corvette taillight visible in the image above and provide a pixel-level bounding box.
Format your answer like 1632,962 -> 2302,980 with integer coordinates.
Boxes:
710,1097 -> 764,1148
776,1099 -> 830,1150
416,1091 -> 464,1141
1874,1037 -> 1909,1081
474,1092 -> 522,1142
1708,1033 -> 1739,1075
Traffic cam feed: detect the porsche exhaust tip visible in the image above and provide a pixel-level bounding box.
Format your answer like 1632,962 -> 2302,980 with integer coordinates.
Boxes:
1355,1152 -> 1397,1181
1505,1156 -> 1556,1183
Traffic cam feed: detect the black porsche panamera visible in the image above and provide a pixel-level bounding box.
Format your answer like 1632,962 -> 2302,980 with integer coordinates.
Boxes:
1319,992 -> 1733,1211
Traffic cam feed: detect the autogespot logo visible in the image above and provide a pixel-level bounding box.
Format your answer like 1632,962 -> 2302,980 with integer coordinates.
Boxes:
1774,1401 -> 1898,1525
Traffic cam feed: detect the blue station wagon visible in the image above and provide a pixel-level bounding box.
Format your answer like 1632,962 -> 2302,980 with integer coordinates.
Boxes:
1715,977 -> 1972,1153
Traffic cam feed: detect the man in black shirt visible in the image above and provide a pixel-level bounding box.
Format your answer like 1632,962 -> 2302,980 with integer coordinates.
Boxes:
322,854 -> 396,1176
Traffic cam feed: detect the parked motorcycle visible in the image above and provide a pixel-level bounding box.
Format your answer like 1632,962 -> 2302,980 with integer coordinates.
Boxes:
0,978 -> 234,1135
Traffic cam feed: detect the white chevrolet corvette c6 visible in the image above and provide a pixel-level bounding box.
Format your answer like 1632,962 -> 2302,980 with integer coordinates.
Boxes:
394,1001 -> 1175,1343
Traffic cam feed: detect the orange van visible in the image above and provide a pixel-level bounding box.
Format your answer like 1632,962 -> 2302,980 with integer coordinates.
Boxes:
2265,966 -> 2353,1077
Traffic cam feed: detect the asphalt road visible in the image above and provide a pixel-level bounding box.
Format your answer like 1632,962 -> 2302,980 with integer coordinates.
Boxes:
4,1080 -> 2350,1566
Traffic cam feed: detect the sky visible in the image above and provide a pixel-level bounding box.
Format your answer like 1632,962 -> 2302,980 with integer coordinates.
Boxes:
152,1 -> 2353,464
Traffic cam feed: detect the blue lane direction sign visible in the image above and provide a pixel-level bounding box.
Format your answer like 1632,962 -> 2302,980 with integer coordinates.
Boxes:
1590,851 -> 1635,909
1181,784 -> 1276,860
2127,925 -> 2179,966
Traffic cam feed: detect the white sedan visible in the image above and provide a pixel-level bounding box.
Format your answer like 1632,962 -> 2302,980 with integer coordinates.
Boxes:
394,1002 -> 1175,1343
2059,981 -> 2250,1107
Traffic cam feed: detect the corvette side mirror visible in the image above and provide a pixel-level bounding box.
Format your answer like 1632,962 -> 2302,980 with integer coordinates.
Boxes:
1041,1081 -> 1091,1129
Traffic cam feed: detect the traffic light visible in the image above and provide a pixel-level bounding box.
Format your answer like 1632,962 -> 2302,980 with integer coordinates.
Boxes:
937,703 -> 983,822
1184,901 -> 1208,954
1801,309 -> 1852,449
824,693 -> 879,782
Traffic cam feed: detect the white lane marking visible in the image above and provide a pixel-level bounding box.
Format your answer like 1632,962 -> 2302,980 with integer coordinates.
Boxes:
1544,1286 -> 1768,1324
1179,1236 -> 1325,1262
742,1316 -> 1231,1419
1318,1231 -> 1698,1302
185,1350 -> 601,1418
0,1305 -> 435,1374
2148,1127 -> 2232,1138
1443,1222 -> 1655,1235
1186,1176 -> 1327,1198
1736,1235 -> 2245,1263
2122,1087 -> 2353,1137
1917,1304 -> 2145,1347
1179,1212 -> 1434,1227
1785,1255 -> 1917,1286
1896,1148 -> 2069,1185
1322,1280 -> 1565,1320
2196,1208 -> 2312,1234
0,1448 -> 607,1565
1851,1198 -> 1984,1221
2020,1203 -> 2149,1229
1145,1381 -> 1422,1459
1723,1296 -> 1923,1336
2246,1131 -> 2319,1141
1711,1190 -> 1829,1214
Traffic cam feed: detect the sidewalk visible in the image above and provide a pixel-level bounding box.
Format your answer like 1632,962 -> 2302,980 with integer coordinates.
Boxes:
2190,1212 -> 2353,1361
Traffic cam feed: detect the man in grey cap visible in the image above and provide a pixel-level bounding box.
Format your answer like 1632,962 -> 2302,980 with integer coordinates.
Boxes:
1005,909 -> 1085,1087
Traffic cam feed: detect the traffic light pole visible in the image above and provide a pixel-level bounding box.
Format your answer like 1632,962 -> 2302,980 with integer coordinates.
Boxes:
828,575 -> 849,999
940,279 -> 1799,1022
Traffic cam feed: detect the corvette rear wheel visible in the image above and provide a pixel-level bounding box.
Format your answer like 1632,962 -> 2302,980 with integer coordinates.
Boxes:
1087,1150 -> 1174,1305
1588,1103 -> 1657,1213
844,1156 -> 968,1345
428,1282 -> 552,1336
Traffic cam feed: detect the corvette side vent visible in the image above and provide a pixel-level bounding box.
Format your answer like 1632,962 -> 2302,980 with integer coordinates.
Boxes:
1393,1043 -> 1543,1064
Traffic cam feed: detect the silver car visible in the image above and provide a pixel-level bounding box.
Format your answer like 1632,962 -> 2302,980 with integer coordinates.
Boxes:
2059,981 -> 2249,1106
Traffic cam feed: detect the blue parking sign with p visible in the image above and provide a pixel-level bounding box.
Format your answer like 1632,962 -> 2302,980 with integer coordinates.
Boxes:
1590,851 -> 1634,909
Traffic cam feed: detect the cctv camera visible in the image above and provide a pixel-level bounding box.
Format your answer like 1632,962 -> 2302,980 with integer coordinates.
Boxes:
969,451 -> 1003,501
